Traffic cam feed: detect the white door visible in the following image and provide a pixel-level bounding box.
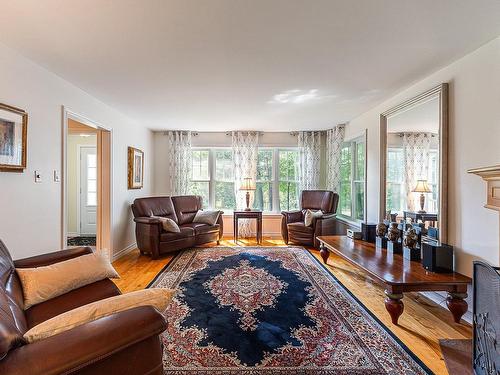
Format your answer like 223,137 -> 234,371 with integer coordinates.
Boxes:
80,147 -> 97,235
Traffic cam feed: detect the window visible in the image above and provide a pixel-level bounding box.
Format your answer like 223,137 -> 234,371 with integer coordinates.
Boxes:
386,148 -> 405,213
278,150 -> 299,211
338,137 -> 365,221
387,148 -> 439,215
188,147 -> 299,213
253,149 -> 273,211
214,150 -> 236,210
189,149 -> 210,207
86,153 -> 97,206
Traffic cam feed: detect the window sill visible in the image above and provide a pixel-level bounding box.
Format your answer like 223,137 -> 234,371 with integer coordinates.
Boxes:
336,215 -> 362,230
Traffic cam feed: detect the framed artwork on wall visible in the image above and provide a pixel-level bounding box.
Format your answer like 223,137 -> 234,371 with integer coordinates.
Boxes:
128,146 -> 144,189
0,103 -> 27,171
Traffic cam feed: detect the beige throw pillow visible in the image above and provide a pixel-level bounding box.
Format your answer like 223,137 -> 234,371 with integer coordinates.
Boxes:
153,216 -> 180,233
16,252 -> 120,310
304,209 -> 323,227
24,288 -> 175,343
193,210 -> 221,226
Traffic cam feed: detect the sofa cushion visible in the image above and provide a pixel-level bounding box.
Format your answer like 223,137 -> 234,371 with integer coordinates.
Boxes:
171,195 -> 203,225
25,279 -> 121,329
16,252 -> 119,310
132,196 -> 178,222
193,210 -> 221,225
153,216 -> 180,232
288,221 -> 314,235
160,226 -> 195,241
181,223 -> 220,235
24,288 -> 174,343
304,209 -> 323,226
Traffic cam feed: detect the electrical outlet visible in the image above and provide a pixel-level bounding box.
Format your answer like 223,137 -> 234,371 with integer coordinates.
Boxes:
34,170 -> 42,183
53,170 -> 60,182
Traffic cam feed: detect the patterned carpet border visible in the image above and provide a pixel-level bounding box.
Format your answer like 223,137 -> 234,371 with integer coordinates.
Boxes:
148,246 -> 434,375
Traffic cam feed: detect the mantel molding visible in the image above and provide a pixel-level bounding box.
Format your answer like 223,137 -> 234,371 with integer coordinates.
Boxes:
468,165 -> 500,211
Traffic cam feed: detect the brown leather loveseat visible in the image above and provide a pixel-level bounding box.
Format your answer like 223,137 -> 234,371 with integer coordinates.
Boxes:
281,190 -> 339,248
132,195 -> 223,259
0,241 -> 167,375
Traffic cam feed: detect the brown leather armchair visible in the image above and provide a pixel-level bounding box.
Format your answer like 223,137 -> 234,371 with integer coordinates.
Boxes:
0,241 -> 167,375
281,190 -> 339,248
132,195 -> 223,259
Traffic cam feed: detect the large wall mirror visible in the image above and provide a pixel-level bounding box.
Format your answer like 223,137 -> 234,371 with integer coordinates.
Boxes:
380,83 -> 448,242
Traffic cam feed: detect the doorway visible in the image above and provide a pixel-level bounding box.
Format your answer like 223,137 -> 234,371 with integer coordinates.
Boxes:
63,109 -> 112,254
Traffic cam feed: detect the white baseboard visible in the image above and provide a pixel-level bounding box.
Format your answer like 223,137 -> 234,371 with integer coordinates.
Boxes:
67,232 -> 79,237
222,231 -> 282,239
112,242 -> 137,262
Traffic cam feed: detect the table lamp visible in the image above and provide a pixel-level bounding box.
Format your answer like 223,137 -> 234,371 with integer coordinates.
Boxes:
412,179 -> 432,213
239,177 -> 256,211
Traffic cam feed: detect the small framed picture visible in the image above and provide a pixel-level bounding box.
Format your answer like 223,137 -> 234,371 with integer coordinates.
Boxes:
0,103 -> 27,171
128,146 -> 144,189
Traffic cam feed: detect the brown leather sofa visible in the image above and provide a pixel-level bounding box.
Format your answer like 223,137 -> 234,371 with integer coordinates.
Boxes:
281,190 -> 339,248
0,241 -> 167,375
132,195 -> 223,259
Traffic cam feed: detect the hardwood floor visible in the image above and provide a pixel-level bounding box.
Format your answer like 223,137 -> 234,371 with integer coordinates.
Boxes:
112,237 -> 472,375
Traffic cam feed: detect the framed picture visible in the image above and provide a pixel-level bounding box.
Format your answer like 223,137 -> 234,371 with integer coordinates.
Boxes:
0,103 -> 27,171
128,146 -> 144,189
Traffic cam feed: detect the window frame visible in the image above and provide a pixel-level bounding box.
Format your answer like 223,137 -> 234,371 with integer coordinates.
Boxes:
338,135 -> 366,223
189,146 -> 300,214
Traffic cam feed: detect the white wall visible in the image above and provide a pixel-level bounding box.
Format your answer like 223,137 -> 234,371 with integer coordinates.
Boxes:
346,37 -> 500,276
153,131 -> 298,237
0,42 -> 154,260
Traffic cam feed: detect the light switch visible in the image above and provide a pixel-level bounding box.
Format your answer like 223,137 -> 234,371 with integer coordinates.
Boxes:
34,170 -> 42,183
53,170 -> 60,182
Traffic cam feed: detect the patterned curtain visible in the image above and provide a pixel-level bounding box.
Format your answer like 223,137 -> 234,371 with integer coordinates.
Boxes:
298,131 -> 322,191
325,125 -> 345,193
232,131 -> 259,237
402,132 -> 432,211
167,131 -> 192,195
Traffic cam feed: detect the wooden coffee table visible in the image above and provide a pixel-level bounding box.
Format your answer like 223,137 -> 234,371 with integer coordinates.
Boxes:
317,235 -> 471,325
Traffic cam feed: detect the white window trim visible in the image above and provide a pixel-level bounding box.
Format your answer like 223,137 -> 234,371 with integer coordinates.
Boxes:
337,135 -> 366,223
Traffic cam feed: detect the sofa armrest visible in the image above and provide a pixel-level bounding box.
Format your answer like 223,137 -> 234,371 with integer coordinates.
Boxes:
0,306 -> 167,375
134,217 -> 162,225
313,215 -> 338,248
14,247 -> 94,268
281,210 -> 303,223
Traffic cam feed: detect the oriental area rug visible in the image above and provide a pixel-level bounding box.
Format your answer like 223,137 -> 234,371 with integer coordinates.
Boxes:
148,247 -> 432,374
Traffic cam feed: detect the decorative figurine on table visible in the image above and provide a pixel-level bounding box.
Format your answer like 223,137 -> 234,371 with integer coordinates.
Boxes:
375,222 -> 388,249
403,227 -> 421,261
387,222 -> 402,254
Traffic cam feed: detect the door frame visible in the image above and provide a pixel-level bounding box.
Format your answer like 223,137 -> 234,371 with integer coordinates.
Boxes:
62,106 -> 114,254
77,145 -> 97,236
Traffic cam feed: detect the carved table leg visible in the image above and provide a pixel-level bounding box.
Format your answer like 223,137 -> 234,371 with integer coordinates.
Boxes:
384,290 -> 404,325
446,292 -> 468,323
319,243 -> 330,264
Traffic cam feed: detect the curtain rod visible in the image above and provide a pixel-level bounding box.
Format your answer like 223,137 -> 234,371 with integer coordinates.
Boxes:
162,131 -> 199,136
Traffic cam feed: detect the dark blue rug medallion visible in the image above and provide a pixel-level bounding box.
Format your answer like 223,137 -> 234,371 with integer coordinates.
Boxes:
149,247 -> 432,374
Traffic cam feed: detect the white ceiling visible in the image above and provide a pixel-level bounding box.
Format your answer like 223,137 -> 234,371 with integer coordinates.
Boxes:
0,0 -> 499,131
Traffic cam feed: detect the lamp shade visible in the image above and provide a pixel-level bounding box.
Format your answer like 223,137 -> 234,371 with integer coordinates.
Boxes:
239,177 -> 256,191
412,179 -> 432,193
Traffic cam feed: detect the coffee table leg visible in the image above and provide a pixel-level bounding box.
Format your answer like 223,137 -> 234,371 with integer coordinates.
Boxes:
319,243 -> 330,264
384,291 -> 404,325
446,292 -> 468,323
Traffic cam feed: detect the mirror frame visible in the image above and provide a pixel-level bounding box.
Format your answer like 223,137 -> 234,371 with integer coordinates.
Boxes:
379,83 -> 449,242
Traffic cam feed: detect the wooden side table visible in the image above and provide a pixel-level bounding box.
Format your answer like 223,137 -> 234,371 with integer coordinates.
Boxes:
233,210 -> 263,244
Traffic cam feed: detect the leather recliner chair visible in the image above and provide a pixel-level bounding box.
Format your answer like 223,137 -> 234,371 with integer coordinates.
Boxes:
132,195 -> 223,259
281,190 -> 339,248
0,241 -> 167,375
